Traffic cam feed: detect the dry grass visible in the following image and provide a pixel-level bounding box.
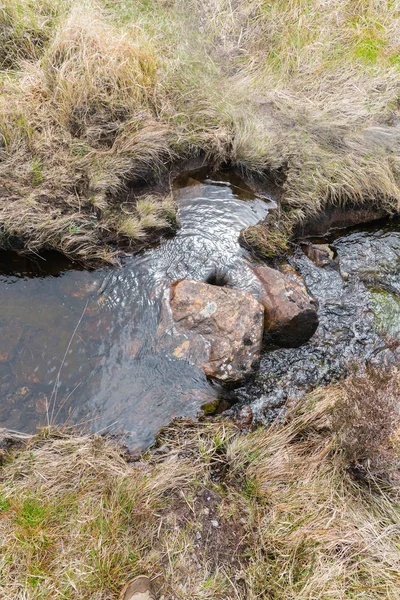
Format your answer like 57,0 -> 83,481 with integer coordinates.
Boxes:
1,370 -> 400,599
332,367 -> 400,469
0,0 -> 400,261
0,0 -> 234,262
0,1 -> 181,262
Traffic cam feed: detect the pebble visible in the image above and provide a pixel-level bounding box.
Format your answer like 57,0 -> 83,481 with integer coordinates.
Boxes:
211,519 -> 219,528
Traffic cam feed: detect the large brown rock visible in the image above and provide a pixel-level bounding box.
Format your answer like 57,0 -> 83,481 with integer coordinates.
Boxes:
169,280 -> 264,384
253,265 -> 318,348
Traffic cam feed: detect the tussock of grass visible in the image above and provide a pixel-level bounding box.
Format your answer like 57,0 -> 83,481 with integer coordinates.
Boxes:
239,208 -> 299,258
117,194 -> 177,243
0,0 -> 65,69
1,0 -> 400,261
1,370 -> 400,598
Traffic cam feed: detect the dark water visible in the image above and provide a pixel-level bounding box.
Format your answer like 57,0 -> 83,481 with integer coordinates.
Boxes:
0,173 -> 273,449
235,223 -> 400,423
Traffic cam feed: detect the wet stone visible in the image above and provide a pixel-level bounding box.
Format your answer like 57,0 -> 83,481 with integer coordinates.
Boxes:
370,289 -> 400,339
252,264 -> 319,348
332,228 -> 400,279
235,405 -> 253,429
234,227 -> 400,426
170,280 -> 264,384
302,243 -> 335,268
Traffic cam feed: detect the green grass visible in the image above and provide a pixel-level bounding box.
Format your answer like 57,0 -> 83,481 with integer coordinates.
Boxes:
0,493 -> 10,512
31,157 -> 44,186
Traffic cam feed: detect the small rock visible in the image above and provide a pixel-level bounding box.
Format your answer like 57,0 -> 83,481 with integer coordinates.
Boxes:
35,394 -> 48,415
211,520 -> 219,528
152,444 -> 170,456
236,405 -> 253,428
252,264 -> 318,348
340,270 -> 350,281
128,338 -> 142,359
302,243 -> 335,268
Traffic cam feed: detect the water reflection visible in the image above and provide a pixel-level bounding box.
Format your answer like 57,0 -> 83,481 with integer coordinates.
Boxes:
0,173 -> 272,449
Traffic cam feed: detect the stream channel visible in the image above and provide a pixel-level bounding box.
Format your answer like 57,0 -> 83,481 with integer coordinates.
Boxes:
0,171 -> 399,450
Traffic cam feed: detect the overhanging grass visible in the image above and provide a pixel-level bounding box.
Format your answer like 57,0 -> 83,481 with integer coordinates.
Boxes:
1,370 -> 400,598
0,0 -> 399,261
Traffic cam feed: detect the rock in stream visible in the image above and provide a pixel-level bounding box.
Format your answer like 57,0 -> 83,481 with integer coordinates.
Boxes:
234,223 -> 400,424
168,280 -> 264,384
252,264 -> 319,348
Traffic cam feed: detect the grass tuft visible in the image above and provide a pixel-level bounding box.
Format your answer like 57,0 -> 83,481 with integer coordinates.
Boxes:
239,209 -> 298,259
1,370 -> 400,598
0,0 -> 399,261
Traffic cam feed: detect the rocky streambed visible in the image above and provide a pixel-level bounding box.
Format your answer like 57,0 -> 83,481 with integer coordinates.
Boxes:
0,171 -> 399,450
234,222 -> 400,424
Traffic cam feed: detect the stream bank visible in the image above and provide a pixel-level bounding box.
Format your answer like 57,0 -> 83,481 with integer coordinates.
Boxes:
0,170 -> 399,450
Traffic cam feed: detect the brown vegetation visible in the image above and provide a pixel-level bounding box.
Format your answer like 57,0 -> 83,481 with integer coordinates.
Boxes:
0,0 -> 400,261
332,367 -> 400,474
1,369 -> 400,598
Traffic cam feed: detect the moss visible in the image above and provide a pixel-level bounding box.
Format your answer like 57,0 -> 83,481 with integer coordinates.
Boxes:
201,398 -> 221,415
370,289 -> 400,338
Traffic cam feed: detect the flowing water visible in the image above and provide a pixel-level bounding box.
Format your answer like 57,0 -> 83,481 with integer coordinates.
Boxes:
0,172 -> 272,450
1,170 -> 399,449
235,222 -> 400,422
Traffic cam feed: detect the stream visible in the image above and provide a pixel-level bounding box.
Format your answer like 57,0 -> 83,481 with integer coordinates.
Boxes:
235,222 -> 400,422
0,172 -> 271,449
0,171 -> 399,449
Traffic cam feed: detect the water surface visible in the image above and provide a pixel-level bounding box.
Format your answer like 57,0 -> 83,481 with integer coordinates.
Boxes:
0,173 -> 272,449
235,223 -> 400,423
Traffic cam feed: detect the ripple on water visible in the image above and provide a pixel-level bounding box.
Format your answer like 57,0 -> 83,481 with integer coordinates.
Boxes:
0,174 -> 273,450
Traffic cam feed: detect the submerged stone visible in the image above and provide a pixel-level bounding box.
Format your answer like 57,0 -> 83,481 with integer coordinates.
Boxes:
170,280 -> 264,384
252,264 -> 319,348
302,243 -> 335,268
